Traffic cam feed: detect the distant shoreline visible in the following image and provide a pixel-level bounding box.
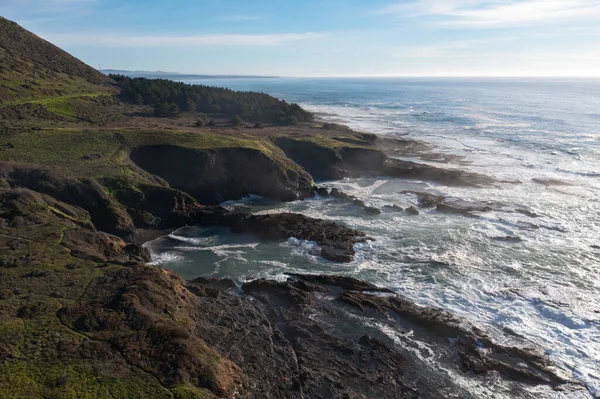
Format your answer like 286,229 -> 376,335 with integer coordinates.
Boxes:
101,69 -> 278,80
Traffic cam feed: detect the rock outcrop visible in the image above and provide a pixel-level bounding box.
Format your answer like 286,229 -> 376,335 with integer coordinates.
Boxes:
131,145 -> 314,204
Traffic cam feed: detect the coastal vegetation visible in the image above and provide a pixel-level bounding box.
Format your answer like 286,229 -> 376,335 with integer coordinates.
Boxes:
0,16 -> 581,399
110,75 -> 313,125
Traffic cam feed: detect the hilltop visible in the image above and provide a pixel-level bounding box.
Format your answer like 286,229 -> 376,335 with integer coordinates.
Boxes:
0,17 -> 115,103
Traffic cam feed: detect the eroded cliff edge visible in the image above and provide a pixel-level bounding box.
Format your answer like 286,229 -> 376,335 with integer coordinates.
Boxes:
0,129 -> 586,398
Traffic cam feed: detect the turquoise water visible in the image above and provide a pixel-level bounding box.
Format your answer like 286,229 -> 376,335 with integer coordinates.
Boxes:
146,78 -> 600,397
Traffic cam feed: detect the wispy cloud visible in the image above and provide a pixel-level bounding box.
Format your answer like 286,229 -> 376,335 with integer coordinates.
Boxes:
41,32 -> 323,47
378,0 -> 600,27
394,39 -> 491,58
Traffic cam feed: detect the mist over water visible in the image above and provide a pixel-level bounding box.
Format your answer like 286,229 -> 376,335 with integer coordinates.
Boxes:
146,78 -> 600,396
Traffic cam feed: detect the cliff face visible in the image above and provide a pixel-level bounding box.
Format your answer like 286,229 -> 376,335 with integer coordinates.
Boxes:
0,18 -> 553,399
130,145 -> 314,204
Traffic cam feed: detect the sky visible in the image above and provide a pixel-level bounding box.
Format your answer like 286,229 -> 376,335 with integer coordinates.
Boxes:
2,0 -> 600,77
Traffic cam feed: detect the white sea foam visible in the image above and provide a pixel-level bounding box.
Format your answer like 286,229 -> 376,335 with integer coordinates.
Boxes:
148,78 -> 600,396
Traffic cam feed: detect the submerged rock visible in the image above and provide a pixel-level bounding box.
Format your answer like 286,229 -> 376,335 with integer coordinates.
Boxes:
436,201 -> 494,218
405,206 -> 420,215
490,236 -> 524,243
400,190 -> 445,208
330,188 -> 381,215
532,178 -> 573,186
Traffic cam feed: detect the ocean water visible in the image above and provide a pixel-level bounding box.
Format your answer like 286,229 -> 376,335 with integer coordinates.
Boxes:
145,78 -> 600,396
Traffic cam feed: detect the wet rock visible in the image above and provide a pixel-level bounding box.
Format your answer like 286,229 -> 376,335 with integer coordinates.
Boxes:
287,274 -> 394,293
436,201 -> 494,218
532,178 -> 573,186
330,187 -> 352,200
490,236 -> 523,243
330,188 -> 381,215
383,204 -> 404,212
405,206 -> 420,216
352,199 -> 381,215
316,187 -> 329,197
215,211 -> 367,263
400,190 -> 445,208
337,290 -> 572,388
516,208 -> 538,218
376,136 -> 436,157
384,158 -> 495,187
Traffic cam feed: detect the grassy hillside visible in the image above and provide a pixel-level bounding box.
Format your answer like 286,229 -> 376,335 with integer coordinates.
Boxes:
0,18 -> 388,399
0,17 -> 115,103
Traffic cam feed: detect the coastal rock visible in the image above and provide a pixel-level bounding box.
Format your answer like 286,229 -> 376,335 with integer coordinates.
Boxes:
405,206 -> 420,215
192,210 -> 367,263
330,188 -> 381,215
490,236 -> 523,243
337,290 -> 572,388
532,178 -> 573,186
400,190 -> 445,208
315,186 -> 329,197
131,145 -> 314,204
516,208 -> 539,218
276,137 -> 496,187
286,273 -> 393,292
385,158 -> 495,186
436,201 -> 494,218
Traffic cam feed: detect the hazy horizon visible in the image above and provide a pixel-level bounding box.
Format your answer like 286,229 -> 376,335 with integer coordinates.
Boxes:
2,0 -> 600,77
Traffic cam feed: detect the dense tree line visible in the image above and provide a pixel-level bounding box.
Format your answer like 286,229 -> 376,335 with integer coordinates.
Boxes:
110,75 -> 313,125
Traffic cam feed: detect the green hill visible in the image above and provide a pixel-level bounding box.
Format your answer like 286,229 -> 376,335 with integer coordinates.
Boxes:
0,17 -> 115,103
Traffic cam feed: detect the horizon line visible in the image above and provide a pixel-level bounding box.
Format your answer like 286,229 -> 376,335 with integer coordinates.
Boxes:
103,71 -> 600,79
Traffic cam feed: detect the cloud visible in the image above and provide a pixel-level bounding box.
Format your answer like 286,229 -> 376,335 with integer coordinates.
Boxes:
40,32 -> 323,47
378,0 -> 600,27
394,39 -> 491,58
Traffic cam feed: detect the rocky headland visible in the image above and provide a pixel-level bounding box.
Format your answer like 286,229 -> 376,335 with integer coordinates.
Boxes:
0,17 -> 589,398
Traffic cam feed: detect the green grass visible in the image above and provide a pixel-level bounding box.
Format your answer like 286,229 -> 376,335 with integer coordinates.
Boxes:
0,128 -> 308,179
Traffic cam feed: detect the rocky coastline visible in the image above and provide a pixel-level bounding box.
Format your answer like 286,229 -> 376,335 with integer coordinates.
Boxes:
0,131 -> 588,398
0,17 -> 591,397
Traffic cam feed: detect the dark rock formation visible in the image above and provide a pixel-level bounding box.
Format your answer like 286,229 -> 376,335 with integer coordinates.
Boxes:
330,187 -> 381,215
315,186 -> 329,197
532,178 -> 573,186
384,158 -> 494,186
405,205 -> 420,215
400,190 -> 445,208
131,145 -> 314,204
490,236 -> 523,243
436,201 -> 494,218
221,212 -> 367,263
275,137 -> 495,187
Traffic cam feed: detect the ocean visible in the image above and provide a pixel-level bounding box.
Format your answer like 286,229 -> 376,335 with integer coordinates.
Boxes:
144,77 -> 600,396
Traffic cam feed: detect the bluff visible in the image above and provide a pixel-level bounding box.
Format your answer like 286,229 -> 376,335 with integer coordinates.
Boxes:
0,18 -> 578,399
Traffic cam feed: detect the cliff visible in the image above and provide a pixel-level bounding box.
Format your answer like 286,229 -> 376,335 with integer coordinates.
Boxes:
0,17 -> 578,399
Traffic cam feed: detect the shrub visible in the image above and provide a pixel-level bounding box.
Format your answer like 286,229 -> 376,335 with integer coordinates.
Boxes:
153,102 -> 179,117
230,115 -> 243,127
